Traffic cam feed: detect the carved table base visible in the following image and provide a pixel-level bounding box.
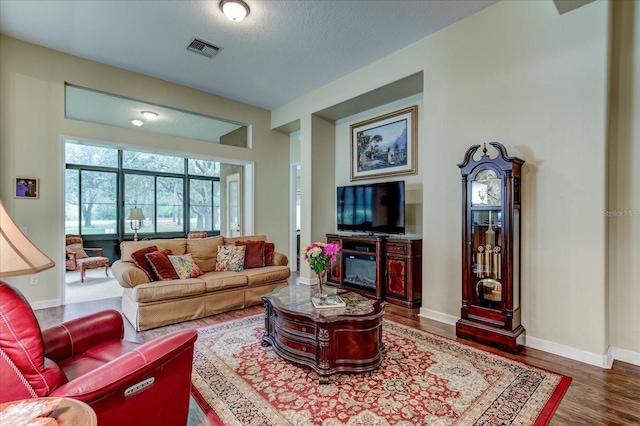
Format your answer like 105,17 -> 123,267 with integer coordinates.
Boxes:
262,285 -> 385,383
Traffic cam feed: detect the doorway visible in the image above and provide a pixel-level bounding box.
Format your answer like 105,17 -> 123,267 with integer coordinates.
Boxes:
226,172 -> 241,237
290,163 -> 301,272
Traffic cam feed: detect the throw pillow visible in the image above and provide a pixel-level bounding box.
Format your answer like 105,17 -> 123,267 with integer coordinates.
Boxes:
235,240 -> 265,269
145,249 -> 179,280
66,243 -> 88,259
168,253 -> 205,279
215,245 -> 246,272
264,242 -> 275,266
131,245 -> 158,280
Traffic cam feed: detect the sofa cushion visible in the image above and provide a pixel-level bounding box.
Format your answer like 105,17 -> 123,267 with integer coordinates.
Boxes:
131,245 -> 158,280
120,239 -> 186,263
241,265 -> 291,286
200,271 -> 248,292
215,245 -> 245,272
146,249 -> 179,280
169,253 -> 205,279
264,242 -> 275,266
132,279 -> 206,303
186,236 -> 224,272
235,240 -> 265,269
67,243 -> 88,259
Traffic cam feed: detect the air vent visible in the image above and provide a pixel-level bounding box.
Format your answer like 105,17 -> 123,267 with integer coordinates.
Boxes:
187,38 -> 222,59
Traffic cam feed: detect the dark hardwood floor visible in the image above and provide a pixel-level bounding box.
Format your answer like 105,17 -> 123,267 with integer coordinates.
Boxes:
34,276 -> 640,426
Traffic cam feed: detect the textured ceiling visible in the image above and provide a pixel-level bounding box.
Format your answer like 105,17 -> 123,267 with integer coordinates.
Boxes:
0,0 -> 497,110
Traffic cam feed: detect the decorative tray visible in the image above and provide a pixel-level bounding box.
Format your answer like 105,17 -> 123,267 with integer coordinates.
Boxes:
311,295 -> 346,309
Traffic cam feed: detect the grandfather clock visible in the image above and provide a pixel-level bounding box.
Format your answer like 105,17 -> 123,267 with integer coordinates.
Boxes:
457,142 -> 525,353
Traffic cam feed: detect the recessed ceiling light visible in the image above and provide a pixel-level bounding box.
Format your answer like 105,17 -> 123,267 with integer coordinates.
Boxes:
131,119 -> 144,127
142,111 -> 158,120
220,0 -> 249,22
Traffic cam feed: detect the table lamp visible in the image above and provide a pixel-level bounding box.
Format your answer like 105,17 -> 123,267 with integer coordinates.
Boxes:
0,200 -> 55,279
126,207 -> 145,241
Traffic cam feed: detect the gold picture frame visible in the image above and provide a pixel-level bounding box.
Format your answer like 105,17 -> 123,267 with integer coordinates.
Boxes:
14,177 -> 39,199
350,105 -> 418,181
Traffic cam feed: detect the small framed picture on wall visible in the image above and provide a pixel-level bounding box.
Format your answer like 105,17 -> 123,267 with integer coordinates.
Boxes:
14,177 -> 39,199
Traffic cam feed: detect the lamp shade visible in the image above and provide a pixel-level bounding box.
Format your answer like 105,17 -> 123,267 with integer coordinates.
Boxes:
0,201 -> 55,278
126,207 -> 145,221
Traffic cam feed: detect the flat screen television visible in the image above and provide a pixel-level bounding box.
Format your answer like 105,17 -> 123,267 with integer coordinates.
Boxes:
337,181 -> 405,235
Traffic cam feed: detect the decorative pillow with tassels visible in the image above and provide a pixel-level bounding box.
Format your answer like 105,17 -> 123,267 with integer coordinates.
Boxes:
145,249 -> 179,280
168,253 -> 205,279
215,245 -> 245,272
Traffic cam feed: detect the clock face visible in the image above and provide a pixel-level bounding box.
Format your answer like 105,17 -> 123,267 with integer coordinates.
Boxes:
471,169 -> 501,206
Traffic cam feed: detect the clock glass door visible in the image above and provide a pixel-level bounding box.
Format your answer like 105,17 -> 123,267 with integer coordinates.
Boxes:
471,209 -> 502,309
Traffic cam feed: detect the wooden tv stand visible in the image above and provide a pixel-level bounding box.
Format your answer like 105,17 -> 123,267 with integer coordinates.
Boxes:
326,234 -> 422,308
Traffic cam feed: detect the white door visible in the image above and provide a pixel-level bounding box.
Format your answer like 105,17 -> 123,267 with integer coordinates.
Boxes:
226,173 -> 241,237
290,163 -> 301,272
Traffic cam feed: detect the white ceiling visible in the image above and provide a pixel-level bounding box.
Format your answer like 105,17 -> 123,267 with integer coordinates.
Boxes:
0,0 -> 498,111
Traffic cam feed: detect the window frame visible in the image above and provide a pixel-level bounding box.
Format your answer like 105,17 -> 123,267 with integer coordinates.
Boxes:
65,145 -> 221,240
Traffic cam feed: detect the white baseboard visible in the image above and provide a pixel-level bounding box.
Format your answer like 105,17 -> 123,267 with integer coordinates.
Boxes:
418,308 -> 458,326
525,335 -> 613,368
297,276 -> 315,286
609,346 -> 640,367
419,308 -> 640,369
31,298 -> 61,310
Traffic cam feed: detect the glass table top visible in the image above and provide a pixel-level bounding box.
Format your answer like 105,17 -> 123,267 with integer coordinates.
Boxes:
263,285 -> 380,318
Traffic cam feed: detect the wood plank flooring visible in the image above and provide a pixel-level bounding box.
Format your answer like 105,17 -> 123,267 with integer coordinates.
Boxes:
33,276 -> 640,426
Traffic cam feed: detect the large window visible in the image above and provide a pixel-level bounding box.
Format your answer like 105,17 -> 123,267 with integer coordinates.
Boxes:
65,142 -> 221,237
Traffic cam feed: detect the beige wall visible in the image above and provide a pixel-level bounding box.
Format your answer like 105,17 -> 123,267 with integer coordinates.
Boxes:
273,0 -> 631,364
0,36 -> 290,306
334,94 -> 424,236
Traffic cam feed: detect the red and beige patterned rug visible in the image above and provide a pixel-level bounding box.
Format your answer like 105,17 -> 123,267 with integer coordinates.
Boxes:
191,315 -> 571,426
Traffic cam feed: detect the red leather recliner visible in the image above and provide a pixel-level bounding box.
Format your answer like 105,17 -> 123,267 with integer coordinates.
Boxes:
0,282 -> 198,425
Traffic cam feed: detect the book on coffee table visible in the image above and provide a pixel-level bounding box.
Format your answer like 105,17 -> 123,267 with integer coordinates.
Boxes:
312,295 -> 346,309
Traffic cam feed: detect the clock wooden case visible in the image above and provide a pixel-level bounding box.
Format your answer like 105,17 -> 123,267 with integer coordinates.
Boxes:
457,142 -> 525,353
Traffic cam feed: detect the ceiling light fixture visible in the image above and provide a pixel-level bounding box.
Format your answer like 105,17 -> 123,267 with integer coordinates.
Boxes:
220,0 -> 249,22
131,119 -> 143,127
141,111 -> 158,120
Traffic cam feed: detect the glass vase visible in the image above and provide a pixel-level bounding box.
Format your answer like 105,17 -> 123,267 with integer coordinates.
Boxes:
316,271 -> 328,299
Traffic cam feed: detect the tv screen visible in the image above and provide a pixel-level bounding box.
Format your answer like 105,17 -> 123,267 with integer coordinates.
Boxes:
337,181 -> 405,234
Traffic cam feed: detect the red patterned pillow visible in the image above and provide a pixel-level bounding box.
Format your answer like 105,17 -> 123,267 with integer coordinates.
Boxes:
145,249 -> 178,281
235,240 -> 265,269
131,245 -> 158,280
264,242 -> 275,266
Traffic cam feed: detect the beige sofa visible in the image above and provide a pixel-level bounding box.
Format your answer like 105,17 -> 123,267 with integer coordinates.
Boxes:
111,235 -> 290,331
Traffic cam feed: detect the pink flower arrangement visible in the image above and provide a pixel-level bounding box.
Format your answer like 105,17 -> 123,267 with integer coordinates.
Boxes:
302,242 -> 341,276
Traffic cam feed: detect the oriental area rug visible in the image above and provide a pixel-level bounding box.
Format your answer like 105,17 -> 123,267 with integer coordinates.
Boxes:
191,315 -> 571,426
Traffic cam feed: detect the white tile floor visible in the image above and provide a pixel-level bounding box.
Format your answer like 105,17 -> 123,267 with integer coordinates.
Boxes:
65,268 -> 123,303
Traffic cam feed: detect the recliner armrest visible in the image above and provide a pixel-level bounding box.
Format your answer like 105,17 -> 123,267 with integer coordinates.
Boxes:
49,329 -> 197,400
43,310 -> 124,361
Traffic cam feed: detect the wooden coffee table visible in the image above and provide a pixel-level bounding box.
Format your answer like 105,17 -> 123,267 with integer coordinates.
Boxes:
261,285 -> 385,383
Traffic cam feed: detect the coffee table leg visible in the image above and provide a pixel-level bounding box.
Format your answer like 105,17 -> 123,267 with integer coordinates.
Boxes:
318,327 -> 331,382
